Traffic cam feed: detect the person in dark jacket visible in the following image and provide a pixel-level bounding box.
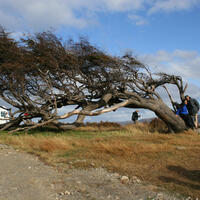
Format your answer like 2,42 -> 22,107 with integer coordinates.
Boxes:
185,95 -> 200,128
132,110 -> 140,123
176,99 -> 195,129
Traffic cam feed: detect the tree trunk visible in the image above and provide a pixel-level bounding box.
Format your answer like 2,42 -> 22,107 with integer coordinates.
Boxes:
151,100 -> 186,133
75,106 -> 95,125
75,113 -> 86,125
126,98 -> 187,133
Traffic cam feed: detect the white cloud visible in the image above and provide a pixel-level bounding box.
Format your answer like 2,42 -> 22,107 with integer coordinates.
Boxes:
141,50 -> 200,81
0,0 -> 92,31
148,0 -> 199,14
103,0 -> 145,11
128,14 -> 148,25
0,0 -> 199,31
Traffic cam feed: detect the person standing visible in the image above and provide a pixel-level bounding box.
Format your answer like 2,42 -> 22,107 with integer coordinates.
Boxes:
176,100 -> 195,129
185,95 -> 200,128
132,110 -> 140,124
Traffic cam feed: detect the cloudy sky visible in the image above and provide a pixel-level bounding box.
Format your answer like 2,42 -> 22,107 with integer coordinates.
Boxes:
1,0 -> 200,122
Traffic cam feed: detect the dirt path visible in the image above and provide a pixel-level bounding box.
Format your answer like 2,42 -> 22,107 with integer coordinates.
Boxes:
0,144 -> 186,200
0,144 -> 64,200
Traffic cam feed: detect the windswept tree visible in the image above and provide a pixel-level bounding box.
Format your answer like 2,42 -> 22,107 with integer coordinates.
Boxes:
0,28 -> 188,133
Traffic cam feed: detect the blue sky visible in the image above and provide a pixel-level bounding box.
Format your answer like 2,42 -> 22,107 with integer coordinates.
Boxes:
1,0 -> 200,122
57,7 -> 200,55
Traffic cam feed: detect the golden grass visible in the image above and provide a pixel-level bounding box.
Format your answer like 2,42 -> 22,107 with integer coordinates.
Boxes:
4,136 -> 69,152
0,122 -> 200,198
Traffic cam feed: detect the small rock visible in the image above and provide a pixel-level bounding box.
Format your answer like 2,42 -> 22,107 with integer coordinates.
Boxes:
51,184 -> 54,189
91,162 -> 95,167
131,176 -> 141,183
113,172 -> 120,178
185,197 -> 192,200
121,176 -> 129,184
176,146 -> 186,150
76,181 -> 81,184
64,190 -> 71,195
145,185 -> 158,191
78,187 -> 87,193
155,193 -> 164,200
58,191 -> 71,196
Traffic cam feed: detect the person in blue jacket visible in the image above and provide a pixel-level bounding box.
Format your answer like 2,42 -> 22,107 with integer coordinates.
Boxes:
176,99 -> 195,129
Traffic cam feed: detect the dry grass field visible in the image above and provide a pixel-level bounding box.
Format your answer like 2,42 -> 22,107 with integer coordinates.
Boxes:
0,120 -> 200,198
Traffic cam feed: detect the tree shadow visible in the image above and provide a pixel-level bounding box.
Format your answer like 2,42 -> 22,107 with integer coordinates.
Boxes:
167,165 -> 200,183
159,176 -> 200,190
159,165 -> 200,190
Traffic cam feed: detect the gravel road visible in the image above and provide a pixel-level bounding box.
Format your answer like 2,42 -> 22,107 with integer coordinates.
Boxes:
0,144 -> 186,200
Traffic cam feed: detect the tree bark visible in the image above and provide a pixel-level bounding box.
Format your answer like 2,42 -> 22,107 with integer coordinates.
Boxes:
152,100 -> 186,132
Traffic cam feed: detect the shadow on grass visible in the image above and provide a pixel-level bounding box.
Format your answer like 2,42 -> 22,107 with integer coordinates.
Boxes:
159,165 -> 200,190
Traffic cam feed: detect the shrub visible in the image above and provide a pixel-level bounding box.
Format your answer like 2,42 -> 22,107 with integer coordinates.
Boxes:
149,118 -> 168,133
